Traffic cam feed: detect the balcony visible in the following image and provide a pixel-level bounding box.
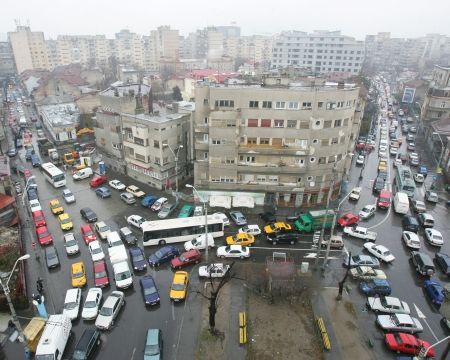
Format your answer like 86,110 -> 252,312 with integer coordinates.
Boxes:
239,144 -> 313,156
195,141 -> 209,150
199,181 -> 304,192
237,163 -> 309,174
194,124 -> 209,133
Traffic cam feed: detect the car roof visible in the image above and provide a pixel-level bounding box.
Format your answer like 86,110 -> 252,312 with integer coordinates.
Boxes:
94,260 -> 106,269
65,288 -> 80,300
394,314 -> 414,323
81,224 -> 92,231
373,279 -> 389,286
141,276 -> 155,286
72,262 -> 84,271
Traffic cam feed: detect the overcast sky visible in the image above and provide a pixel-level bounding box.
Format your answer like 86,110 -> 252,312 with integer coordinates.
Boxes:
1,0 -> 449,40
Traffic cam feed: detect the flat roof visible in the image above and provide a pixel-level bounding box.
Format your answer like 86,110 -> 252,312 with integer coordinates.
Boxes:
40,102 -> 79,127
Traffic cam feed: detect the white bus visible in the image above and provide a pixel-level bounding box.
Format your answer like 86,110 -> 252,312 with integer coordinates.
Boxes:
142,214 -> 225,247
41,162 -> 66,188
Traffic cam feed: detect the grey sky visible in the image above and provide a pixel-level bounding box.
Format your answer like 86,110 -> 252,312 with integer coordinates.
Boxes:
1,0 -> 449,40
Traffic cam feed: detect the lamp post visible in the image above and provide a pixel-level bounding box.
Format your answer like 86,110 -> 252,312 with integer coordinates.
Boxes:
0,254 -> 31,357
21,175 -> 36,206
186,184 -> 209,263
432,132 -> 445,173
163,144 -> 183,201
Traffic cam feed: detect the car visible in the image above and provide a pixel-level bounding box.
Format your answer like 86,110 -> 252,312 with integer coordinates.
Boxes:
410,155 -> 419,167
407,142 -> 416,151
356,155 -> 365,165
198,263 -> 231,278
263,222 -> 292,234
229,211 -> 247,226
350,266 -> 387,280
259,212 -> 276,223
120,192 -> 136,205
423,279 -> 444,306
94,221 -> 111,240
238,225 -> 261,236
409,125 -> 417,133
90,174 -> 108,188
81,288 -> 103,320
93,260 -> 110,288
378,149 -> 388,158
170,249 -> 202,269
6,148 -> 17,157
390,147 -> 398,156
119,227 -> 137,246
49,199 -> 64,215
363,243 -> 395,263
217,245 -> 250,259
402,231 -> 421,249
343,254 -> 380,268
411,200 -> 426,213
95,186 -> 111,199
72,328 -> 102,360
372,176 -> 386,193
425,190 -> 439,203
81,225 -> 97,244
424,228 -> 444,246
32,210 -> 46,228
140,276 -> 160,306
64,233 -> 80,255
109,179 -> 126,191
144,329 -> 163,359
80,207 -> 97,223
72,262 -> 87,288
44,246 -> 60,269
385,333 -> 434,357
62,188 -> 76,204
150,197 -> 168,211
58,213 -> 73,231
63,288 -> 82,321
418,213 -> 435,228
130,247 -> 147,271
127,214 -> 146,229
148,246 -> 180,267
226,233 -> 255,246
158,203 -> 177,219
169,271 -> 189,302
414,173 -> 425,183
376,313 -> 423,333
141,195 -> 160,208
337,212 -> 360,227
360,279 -> 392,296
89,241 -> 105,262
267,232 -> 299,245
213,212 -> 230,226
36,226 -> 53,245
358,205 -> 376,220
434,253 -> 450,276
393,158 -> 402,167
95,291 -> 125,330
125,185 -> 146,198
367,296 -> 410,314
27,188 -> 38,201
178,204 -> 194,218
411,251 -> 435,276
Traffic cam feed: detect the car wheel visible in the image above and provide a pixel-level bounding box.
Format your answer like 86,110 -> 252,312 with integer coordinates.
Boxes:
240,256 -> 244,260
220,255 -> 225,259
195,260 -> 199,264
178,266 -> 182,270
290,240 -> 295,245
272,241 -> 277,245
159,240 -> 166,246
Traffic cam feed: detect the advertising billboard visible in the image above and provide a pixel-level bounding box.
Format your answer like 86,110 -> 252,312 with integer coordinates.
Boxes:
402,87 -> 416,104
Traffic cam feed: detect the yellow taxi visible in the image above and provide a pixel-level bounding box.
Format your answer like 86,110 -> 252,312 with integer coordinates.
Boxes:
71,262 -> 87,288
58,213 -> 73,231
169,271 -> 189,302
263,222 -> 292,234
49,199 -> 64,215
226,233 -> 255,246
73,163 -> 86,172
378,160 -> 387,172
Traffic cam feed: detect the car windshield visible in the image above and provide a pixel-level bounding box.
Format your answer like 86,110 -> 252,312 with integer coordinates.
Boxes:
73,271 -> 84,278
39,231 -> 49,238
432,234 -> 443,241
61,217 -> 71,224
178,255 -> 186,262
154,251 -> 163,259
47,252 -> 57,259
99,225 -> 109,232
92,247 -> 102,254
95,271 -> 107,279
66,239 -> 77,247
115,271 -> 131,281
99,306 -> 113,316
144,344 -> 160,356
84,300 -> 97,308
133,253 -> 144,262
85,230 -> 94,236
144,286 -> 157,295
171,283 -> 185,291
64,302 -> 77,310
64,191 -> 73,197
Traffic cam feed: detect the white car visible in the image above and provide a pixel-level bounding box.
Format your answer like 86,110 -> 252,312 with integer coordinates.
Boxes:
198,263 -> 230,278
379,144 -> 388,152
424,228 -> 444,246
81,288 -> 103,320
62,189 -> 76,204
29,199 -> 42,212
350,266 -> 387,280
363,243 -> 395,263
393,158 -> 402,167
213,212 -> 230,226
349,187 -> 362,201
94,221 -> 111,240
150,197 -> 168,211
376,313 -> 423,334
358,205 -> 376,220
89,241 -> 105,261
367,296 -> 410,314
95,291 -> 125,330
390,147 -> 398,156
216,245 -> 250,259
62,288 -> 81,321
63,233 -> 80,255
402,231 -> 421,249
414,173 -> 425,183
356,155 -> 365,165
238,225 -> 261,236
109,179 -> 126,191
378,149 -> 388,158
127,215 -> 146,229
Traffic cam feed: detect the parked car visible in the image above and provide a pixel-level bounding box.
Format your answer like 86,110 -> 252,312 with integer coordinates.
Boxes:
93,260 -> 110,288
424,228 -> 444,246
376,313 -> 423,333
418,213 -> 435,228
63,288 -> 82,321
58,213 -> 73,231
385,333 -> 434,357
71,261 -> 87,288
151,197 -> 168,211
178,204 -> 194,218
198,263 -> 230,278
229,211 -> 247,226
158,203 -> 177,219
120,192 -> 136,205
49,199 -> 64,215
140,276 -> 160,306
141,195 -> 159,208
89,241 -> 105,262
266,232 -> 298,245
125,185 -> 145,198
95,187 -> 111,199
169,271 -> 189,302
127,214 -> 146,229
238,225 -> 261,236
32,210 -> 46,228
148,246 -> 180,267
94,221 -> 111,240
130,247 -> 147,271
95,291 -> 125,330
367,296 -> 410,314
62,188 -> 75,204
64,233 -> 80,255
410,251 -> 435,276
259,212 -> 276,223
425,190 -> 439,203
343,254 -> 380,268
226,233 -> 255,246
423,279 -> 444,306
263,222 -> 292,235
414,173 -> 425,183
119,227 -> 137,246
80,207 -> 97,223
36,226 -> 53,245
89,174 -> 107,188
402,215 -> 419,233
402,231 -> 421,250
372,176 -> 386,193
109,179 -> 126,191
337,212 -> 360,227
411,200 -> 426,213
434,253 -> 450,276
350,266 -> 387,280
81,288 -> 103,320
45,246 -> 60,269
72,328 -> 102,360
216,245 -> 250,259
359,279 -> 392,296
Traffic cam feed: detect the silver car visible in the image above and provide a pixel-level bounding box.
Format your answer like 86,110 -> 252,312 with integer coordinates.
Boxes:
62,189 -> 75,204
158,203 -> 177,219
376,313 -> 423,333
120,192 -> 136,205
229,211 -> 247,226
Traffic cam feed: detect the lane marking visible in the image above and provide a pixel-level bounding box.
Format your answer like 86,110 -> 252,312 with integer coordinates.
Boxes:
130,347 -> 136,360
174,293 -> 188,360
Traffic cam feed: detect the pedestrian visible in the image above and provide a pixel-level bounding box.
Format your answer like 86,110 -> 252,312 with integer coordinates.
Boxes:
63,164 -> 67,172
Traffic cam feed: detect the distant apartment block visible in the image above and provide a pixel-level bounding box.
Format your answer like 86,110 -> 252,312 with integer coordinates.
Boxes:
421,65 -> 450,123
0,41 -> 16,79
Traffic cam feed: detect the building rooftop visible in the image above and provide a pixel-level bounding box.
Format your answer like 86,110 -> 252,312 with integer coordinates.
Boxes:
40,102 -> 79,127
100,84 -> 151,98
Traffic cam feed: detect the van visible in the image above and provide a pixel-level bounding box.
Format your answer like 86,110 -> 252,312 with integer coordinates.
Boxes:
35,314 -> 72,360
72,329 -> 101,360
411,251 -> 435,276
178,204 -> 194,218
393,192 -> 409,214
402,215 -> 419,233
377,190 -> 391,209
72,167 -> 93,181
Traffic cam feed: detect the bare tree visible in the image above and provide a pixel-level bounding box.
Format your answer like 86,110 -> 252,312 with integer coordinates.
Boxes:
337,251 -> 351,301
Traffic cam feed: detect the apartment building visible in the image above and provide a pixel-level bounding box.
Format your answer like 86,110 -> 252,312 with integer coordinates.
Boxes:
194,76 -> 362,208
422,65 -> 450,123
225,35 -> 273,65
271,30 -> 364,76
0,42 -> 16,79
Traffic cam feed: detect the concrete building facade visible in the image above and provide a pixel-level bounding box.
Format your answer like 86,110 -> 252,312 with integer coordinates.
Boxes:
421,65 -> 450,123
0,42 -> 16,79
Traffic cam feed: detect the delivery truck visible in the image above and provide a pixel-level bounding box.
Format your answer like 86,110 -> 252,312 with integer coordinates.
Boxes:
294,209 -> 335,233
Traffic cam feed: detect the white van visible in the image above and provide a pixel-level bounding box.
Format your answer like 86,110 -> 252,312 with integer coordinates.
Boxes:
394,192 -> 409,214
72,167 -> 93,180
35,314 -> 72,360
184,233 -> 215,251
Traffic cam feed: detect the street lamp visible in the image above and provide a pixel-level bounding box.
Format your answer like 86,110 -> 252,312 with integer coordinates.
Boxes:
186,184 -> 209,263
432,132 -> 445,172
163,144 -> 183,201
0,254 -> 31,357
21,175 -> 36,206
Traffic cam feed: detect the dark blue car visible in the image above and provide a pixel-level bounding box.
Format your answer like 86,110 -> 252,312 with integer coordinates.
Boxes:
27,188 -> 38,201
141,195 -> 159,208
140,275 -> 160,306
129,247 -> 147,271
95,186 -> 111,199
424,279 -> 444,306
359,279 -> 391,296
148,246 -> 180,267
434,253 -> 450,276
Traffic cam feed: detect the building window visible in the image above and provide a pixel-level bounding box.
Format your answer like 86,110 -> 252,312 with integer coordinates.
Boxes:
324,120 -> 332,128
155,157 -> 161,165
326,102 -> 336,110
154,140 -> 160,148
68,131 -> 73,139
287,120 -> 297,128
275,101 -> 286,109
288,101 -> 299,109
331,137 -> 338,144
343,118 -> 349,126
248,119 -> 258,127
247,137 -> 257,145
240,156 -> 255,163
212,139 -> 224,145
204,117 -> 208,124
203,134 -> 209,142
301,102 -> 312,110
203,99 -> 209,105
259,138 -> 270,145
269,176 -> 278,183
274,119 -> 284,128
262,101 -> 272,108
319,157 -> 326,164
135,153 -> 146,162
249,101 -> 259,108
441,101 -> 446,108
216,100 -> 235,108
299,120 -> 309,129
317,102 -> 323,109
134,137 -> 145,146
163,157 -> 169,165
261,119 -> 271,127
204,152 -> 209,160
334,119 -> 342,127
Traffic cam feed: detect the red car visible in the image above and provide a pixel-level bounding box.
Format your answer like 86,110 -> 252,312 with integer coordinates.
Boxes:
93,260 -> 109,288
32,210 -> 46,228
36,226 -> 53,245
89,174 -> 107,188
385,332 -> 434,357
23,169 -> 33,180
170,249 -> 202,269
81,224 -> 97,244
337,212 -> 360,227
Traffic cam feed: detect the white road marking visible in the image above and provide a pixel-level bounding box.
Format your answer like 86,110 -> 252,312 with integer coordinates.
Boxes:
174,294 -> 188,360
171,302 -> 175,321
130,347 -> 136,360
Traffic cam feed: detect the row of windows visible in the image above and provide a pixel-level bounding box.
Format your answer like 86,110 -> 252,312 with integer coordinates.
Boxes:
236,136 -> 345,147
247,100 -> 355,110
246,118 -> 349,128
274,47 -> 362,54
